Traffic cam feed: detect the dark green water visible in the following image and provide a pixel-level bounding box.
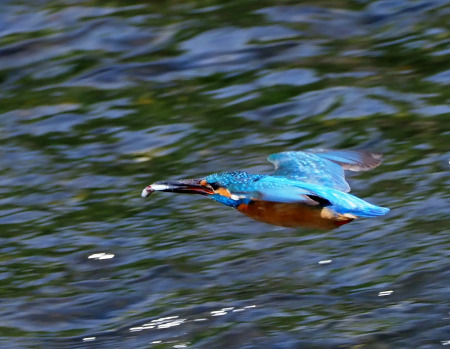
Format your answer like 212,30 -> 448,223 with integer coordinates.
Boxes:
0,0 -> 449,348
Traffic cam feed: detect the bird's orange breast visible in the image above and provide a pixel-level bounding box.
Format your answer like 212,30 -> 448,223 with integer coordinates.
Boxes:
237,201 -> 354,230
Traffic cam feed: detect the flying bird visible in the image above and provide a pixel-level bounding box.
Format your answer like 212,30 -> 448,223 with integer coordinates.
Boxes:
141,149 -> 389,230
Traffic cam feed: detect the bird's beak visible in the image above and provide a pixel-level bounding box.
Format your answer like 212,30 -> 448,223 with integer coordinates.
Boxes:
141,179 -> 213,197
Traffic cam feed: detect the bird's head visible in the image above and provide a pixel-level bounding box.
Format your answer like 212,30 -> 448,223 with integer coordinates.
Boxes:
141,171 -> 253,206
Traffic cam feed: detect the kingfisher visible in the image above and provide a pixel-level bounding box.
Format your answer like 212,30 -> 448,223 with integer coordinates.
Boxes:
141,149 -> 389,230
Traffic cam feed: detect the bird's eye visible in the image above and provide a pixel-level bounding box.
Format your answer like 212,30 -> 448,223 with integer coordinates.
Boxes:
210,182 -> 220,190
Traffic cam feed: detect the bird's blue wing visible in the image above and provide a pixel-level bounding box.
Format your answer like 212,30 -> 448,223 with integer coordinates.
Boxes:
307,149 -> 382,171
267,149 -> 382,192
226,177 -> 331,206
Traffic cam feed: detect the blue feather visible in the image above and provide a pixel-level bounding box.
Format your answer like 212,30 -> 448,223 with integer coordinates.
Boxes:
268,149 -> 382,192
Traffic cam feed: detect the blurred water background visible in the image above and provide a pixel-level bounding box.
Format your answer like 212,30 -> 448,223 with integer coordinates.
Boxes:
0,0 -> 449,348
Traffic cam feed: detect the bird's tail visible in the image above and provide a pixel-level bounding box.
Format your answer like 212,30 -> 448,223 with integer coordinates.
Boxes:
320,188 -> 390,218
354,204 -> 390,217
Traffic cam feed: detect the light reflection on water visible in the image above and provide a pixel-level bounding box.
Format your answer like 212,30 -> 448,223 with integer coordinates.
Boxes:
88,253 -> 115,260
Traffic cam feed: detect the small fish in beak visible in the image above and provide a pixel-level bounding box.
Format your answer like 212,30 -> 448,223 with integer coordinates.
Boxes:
141,179 -> 213,198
